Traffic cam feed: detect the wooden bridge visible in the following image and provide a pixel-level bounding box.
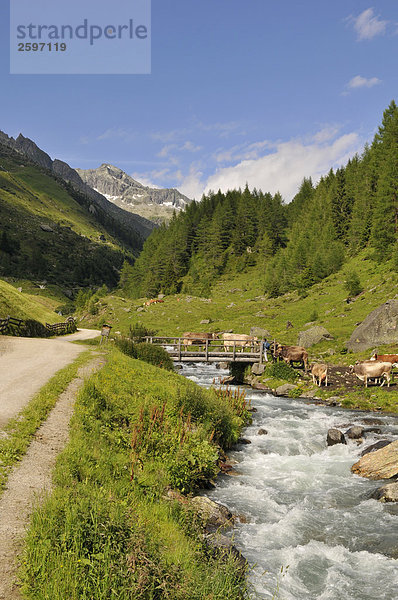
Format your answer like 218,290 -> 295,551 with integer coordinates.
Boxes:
144,336 -> 264,364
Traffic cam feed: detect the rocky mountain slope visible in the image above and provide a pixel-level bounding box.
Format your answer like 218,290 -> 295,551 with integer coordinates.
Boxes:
76,163 -> 192,224
0,131 -> 155,240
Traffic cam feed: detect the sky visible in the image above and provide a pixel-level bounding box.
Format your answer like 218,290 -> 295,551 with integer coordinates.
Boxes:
1,0 -> 398,202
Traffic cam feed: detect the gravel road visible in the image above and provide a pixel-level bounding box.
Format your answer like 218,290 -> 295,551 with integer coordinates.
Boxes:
0,329 -> 100,428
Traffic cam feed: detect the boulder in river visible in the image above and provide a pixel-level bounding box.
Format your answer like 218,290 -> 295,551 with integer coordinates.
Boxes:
360,440 -> 392,457
345,426 -> 364,440
252,363 -> 266,375
372,482 -> 398,503
327,428 -> 347,446
351,440 -> 398,479
347,299 -> 398,351
257,428 -> 268,435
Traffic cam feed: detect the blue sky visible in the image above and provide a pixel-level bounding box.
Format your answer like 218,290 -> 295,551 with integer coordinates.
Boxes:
1,0 -> 398,201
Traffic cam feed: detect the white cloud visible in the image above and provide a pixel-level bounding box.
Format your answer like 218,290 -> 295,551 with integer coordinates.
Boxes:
351,8 -> 388,41
347,75 -> 381,89
97,127 -> 136,142
201,131 -> 361,202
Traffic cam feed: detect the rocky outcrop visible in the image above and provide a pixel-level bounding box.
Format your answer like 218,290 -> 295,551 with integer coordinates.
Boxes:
372,482 -> 398,503
275,383 -> 297,396
327,428 -> 347,446
298,326 -> 333,347
347,299 -> 398,351
76,163 -> 192,223
190,496 -> 234,530
351,440 -> 398,479
360,440 -> 392,457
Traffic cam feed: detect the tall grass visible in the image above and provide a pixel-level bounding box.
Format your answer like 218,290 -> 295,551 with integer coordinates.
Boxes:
20,350 -> 249,599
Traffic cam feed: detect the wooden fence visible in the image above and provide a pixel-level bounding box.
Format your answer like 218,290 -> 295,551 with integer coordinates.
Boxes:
0,315 -> 77,337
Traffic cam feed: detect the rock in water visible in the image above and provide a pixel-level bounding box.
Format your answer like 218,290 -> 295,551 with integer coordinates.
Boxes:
361,440 -> 392,457
345,426 -> 364,439
190,496 -> 233,529
351,440 -> 398,479
372,482 -> 398,503
327,428 -> 347,446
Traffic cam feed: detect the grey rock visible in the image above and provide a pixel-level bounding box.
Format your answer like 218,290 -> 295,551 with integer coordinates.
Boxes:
361,440 -> 392,457
200,319 -> 211,324
345,426 -> 364,440
327,428 -> 347,446
216,362 -> 229,369
251,363 -> 266,375
191,496 -> 233,529
347,299 -> 398,351
275,383 -> 297,396
351,440 -> 398,479
250,327 -> 271,338
257,428 -> 268,435
372,482 -> 398,503
136,306 -> 145,312
298,326 -> 333,347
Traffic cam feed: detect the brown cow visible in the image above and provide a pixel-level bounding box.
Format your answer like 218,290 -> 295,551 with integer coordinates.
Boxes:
275,344 -> 308,372
222,333 -> 258,352
311,363 -> 328,387
370,353 -> 398,365
144,298 -> 164,306
182,332 -> 218,351
350,361 -> 392,387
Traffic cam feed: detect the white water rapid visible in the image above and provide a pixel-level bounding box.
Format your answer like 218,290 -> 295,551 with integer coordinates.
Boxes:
181,362 -> 398,600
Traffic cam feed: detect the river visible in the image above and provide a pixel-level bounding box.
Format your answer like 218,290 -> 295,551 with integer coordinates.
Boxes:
180,362 -> 398,600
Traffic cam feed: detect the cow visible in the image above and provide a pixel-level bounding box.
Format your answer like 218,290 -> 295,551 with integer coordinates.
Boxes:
350,361 -> 392,388
182,332 -> 218,351
143,298 -> 164,306
370,353 -> 398,366
311,363 -> 328,387
222,333 -> 258,353
275,344 -> 308,372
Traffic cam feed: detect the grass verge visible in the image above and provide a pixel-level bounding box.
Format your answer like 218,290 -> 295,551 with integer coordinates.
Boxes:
19,350 -> 250,599
0,349 -> 94,493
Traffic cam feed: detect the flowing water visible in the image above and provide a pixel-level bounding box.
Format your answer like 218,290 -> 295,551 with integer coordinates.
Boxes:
181,362 -> 398,600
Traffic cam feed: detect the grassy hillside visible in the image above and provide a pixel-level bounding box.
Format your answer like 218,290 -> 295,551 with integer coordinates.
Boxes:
0,146 -> 137,288
0,278 -> 59,323
80,249 -> 397,361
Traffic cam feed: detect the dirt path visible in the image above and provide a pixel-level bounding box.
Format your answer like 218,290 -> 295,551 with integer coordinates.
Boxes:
0,356 -> 104,600
0,329 -> 100,428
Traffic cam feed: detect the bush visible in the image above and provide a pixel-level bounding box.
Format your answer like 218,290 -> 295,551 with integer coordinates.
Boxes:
344,270 -> 363,297
115,337 -> 174,371
128,322 -> 157,342
265,361 -> 298,382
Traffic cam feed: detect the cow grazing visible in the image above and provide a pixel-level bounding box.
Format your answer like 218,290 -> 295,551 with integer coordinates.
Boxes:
143,298 -> 164,306
350,361 -> 392,388
311,363 -> 328,387
222,333 -> 258,352
370,353 -> 398,366
275,345 -> 308,372
182,332 -> 218,351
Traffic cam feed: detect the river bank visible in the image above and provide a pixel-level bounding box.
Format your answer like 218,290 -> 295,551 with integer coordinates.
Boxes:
182,361 -> 398,600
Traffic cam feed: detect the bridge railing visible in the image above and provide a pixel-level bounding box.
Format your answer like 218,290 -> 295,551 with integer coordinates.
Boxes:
144,336 -> 264,363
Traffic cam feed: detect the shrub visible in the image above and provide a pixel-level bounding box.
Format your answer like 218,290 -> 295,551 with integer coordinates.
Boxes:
115,337 -> 174,371
344,270 -> 363,297
265,361 -> 298,382
128,322 -> 157,343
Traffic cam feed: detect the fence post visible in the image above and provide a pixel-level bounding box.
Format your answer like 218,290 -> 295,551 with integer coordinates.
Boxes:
233,341 -> 236,361
260,338 -> 264,364
205,338 -> 209,362
178,337 -> 181,361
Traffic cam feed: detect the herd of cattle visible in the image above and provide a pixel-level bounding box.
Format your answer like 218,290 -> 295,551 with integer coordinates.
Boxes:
181,331 -> 398,388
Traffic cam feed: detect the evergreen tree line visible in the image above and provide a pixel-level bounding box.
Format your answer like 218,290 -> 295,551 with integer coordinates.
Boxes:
124,101 -> 398,298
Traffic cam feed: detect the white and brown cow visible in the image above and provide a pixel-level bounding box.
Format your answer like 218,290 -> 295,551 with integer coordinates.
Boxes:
311,363 -> 328,387
350,361 -> 392,388
222,333 -> 258,352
